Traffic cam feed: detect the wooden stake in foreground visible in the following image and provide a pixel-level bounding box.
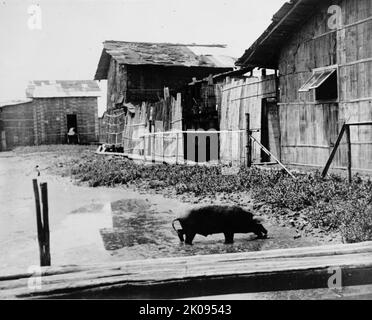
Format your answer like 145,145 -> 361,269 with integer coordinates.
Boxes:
32,179 -> 51,266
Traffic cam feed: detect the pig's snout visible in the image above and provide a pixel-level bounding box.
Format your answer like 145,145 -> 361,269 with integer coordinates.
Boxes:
254,223 -> 268,239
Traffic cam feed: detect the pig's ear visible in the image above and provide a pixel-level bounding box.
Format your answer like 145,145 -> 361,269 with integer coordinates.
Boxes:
253,216 -> 265,223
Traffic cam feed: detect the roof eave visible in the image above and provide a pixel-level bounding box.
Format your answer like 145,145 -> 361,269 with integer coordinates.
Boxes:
236,0 -> 322,69
94,49 -> 111,80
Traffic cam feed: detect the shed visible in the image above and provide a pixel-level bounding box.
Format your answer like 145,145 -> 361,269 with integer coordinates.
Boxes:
0,80 -> 101,150
95,41 -> 236,160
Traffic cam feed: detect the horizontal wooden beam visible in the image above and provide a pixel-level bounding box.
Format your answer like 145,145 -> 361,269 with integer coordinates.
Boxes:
3,240 -> 371,299
346,121 -> 372,127
282,144 -> 330,150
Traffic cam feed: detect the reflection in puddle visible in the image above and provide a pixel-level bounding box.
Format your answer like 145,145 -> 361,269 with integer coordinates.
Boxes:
100,199 -> 174,250
70,203 -> 105,214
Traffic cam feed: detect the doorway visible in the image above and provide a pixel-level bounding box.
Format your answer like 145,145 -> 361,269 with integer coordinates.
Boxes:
261,98 -> 280,163
67,114 -> 77,132
66,114 -> 78,144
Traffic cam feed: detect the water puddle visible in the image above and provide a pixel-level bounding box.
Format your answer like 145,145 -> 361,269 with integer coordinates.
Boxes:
100,199 -> 173,250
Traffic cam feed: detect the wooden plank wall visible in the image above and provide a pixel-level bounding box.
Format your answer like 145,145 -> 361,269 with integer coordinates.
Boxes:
33,97 -> 99,145
0,102 -> 35,149
106,93 -> 183,160
278,0 -> 338,168
337,0 -> 372,171
0,98 -> 98,149
144,94 -> 184,160
278,0 -> 372,171
219,75 -> 277,165
123,103 -> 148,154
266,102 -> 282,160
106,60 -> 127,110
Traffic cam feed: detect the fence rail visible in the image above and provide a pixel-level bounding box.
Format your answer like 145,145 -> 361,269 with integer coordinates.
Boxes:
100,130 -> 254,166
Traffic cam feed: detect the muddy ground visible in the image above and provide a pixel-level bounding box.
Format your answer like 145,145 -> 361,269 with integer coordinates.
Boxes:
0,146 -> 340,274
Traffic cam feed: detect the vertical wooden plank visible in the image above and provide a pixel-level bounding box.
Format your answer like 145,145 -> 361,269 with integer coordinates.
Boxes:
176,132 -> 179,165
32,179 -> 44,266
1,131 -> 6,150
246,113 -> 251,167
345,125 -> 352,183
40,182 -> 51,266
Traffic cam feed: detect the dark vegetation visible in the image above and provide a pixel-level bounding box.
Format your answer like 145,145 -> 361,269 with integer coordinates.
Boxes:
70,156 -> 372,244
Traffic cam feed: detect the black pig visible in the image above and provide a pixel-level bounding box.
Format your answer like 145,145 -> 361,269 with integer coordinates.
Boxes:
172,205 -> 268,245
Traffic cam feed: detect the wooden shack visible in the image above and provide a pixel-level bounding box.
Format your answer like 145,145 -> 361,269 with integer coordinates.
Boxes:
0,99 -> 34,150
95,41 -> 235,111
95,41 -> 235,160
0,81 -> 100,150
236,0 -> 372,172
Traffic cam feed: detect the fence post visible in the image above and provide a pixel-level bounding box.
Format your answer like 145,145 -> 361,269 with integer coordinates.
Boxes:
176,132 -> 179,165
151,122 -> 155,164
230,130 -> 233,165
345,125 -> 352,183
246,113 -> 252,167
32,180 -> 51,267
40,183 -> 51,266
143,135 -> 146,162
162,133 -> 165,164
32,179 -> 44,266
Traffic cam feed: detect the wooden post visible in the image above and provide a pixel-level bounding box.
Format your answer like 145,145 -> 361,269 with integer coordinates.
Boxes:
176,132 -> 179,165
152,132 -> 156,164
32,180 -> 51,267
345,125 -> 352,183
230,131 -> 233,165
246,113 -> 252,167
143,135 -> 146,162
149,121 -> 155,164
32,180 -> 44,266
162,133 -> 165,164
40,183 -> 51,266
322,123 -> 346,178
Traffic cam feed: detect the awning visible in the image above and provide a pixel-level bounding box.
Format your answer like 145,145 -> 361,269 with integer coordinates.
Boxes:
299,68 -> 336,92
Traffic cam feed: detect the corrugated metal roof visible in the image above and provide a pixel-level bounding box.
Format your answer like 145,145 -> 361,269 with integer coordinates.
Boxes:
236,0 -> 322,69
0,98 -> 33,108
26,80 -> 101,98
95,41 -> 236,80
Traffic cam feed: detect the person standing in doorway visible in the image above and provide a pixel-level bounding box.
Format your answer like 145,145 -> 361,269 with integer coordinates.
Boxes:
67,127 -> 77,144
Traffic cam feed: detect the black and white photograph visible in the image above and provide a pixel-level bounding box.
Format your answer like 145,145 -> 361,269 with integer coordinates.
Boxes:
0,0 -> 371,303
